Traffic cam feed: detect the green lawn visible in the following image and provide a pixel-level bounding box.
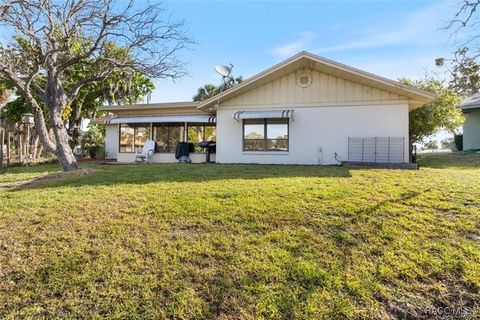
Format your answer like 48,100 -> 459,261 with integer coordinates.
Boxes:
0,154 -> 479,319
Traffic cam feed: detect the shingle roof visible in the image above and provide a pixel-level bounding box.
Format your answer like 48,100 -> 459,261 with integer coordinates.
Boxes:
460,92 -> 480,110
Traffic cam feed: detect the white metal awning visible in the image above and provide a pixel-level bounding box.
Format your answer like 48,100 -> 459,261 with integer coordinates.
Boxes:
232,109 -> 294,121
98,114 -> 216,124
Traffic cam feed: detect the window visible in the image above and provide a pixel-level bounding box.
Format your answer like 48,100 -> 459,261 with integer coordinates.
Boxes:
243,119 -> 288,152
119,124 -> 134,153
153,123 -> 185,153
266,119 -> 289,151
119,123 -> 151,153
187,123 -> 216,152
134,124 -> 151,153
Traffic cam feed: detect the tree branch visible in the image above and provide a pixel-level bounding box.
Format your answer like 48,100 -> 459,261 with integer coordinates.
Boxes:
0,66 -> 57,153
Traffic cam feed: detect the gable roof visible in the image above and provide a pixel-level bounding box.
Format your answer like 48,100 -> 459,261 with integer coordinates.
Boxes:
197,51 -> 437,111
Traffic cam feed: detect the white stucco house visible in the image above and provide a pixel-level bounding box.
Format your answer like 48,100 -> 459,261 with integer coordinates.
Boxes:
95,52 -> 436,165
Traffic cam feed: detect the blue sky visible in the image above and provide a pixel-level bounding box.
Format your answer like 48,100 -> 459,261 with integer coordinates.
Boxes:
150,0 -> 462,103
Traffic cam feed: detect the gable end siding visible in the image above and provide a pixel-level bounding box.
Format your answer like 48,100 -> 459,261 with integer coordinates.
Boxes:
221,69 -> 406,107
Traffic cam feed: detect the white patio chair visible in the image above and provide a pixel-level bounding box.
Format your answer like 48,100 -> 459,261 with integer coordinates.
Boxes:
135,140 -> 155,163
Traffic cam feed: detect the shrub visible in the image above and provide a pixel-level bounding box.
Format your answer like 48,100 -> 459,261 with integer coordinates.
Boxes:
81,125 -> 105,159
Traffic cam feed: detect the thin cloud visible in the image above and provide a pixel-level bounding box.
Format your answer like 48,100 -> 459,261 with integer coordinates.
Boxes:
272,31 -> 317,58
314,3 -> 450,53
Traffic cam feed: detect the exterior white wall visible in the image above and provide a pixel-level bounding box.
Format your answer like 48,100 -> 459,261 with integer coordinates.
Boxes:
463,109 -> 480,150
117,152 -> 215,163
105,124 -> 119,160
216,104 -> 410,165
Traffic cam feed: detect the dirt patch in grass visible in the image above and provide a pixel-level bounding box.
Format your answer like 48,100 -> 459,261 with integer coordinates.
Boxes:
385,278 -> 479,319
0,168 -> 97,189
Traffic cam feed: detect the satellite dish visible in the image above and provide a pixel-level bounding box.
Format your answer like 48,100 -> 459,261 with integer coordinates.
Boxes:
215,64 -> 232,77
214,63 -> 236,97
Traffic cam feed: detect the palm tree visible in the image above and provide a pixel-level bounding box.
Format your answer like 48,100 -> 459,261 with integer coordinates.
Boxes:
193,84 -> 218,101
192,76 -> 243,101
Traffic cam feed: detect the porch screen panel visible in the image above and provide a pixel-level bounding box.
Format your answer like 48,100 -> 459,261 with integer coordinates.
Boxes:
154,124 -> 169,152
168,125 -> 184,152
187,123 -> 216,153
153,123 -> 185,153
119,124 -> 135,153
134,123 -> 151,153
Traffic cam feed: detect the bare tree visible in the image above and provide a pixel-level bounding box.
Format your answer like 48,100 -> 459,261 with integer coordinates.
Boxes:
446,0 -> 480,32
436,2 -> 480,95
0,0 -> 192,171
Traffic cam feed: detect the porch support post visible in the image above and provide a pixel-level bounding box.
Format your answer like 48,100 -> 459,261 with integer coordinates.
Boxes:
184,122 -> 188,142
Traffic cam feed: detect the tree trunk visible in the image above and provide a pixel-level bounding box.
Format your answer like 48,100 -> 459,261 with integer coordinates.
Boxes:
37,144 -> 44,159
68,120 -> 82,148
31,103 -> 57,154
67,104 -> 82,148
6,131 -> 10,166
50,111 -> 79,171
32,134 -> 40,159
17,132 -> 23,163
0,128 -> 4,169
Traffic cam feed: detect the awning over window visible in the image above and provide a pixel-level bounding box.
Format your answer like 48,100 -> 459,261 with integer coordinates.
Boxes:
94,114 -> 216,124
232,109 -> 294,121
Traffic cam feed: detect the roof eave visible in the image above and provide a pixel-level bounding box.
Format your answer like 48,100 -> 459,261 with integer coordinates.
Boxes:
100,101 -> 200,112
460,104 -> 480,111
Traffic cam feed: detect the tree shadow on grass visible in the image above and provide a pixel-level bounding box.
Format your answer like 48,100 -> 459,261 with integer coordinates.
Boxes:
0,163 -> 61,175
6,163 -> 352,191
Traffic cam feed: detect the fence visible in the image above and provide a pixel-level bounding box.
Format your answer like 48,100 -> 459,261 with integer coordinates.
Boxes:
347,137 -> 405,163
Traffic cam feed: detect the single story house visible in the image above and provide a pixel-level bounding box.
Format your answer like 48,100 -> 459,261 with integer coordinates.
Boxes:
95,51 -> 436,165
460,93 -> 480,151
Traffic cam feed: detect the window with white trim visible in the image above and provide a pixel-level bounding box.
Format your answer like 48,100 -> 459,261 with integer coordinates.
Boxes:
243,119 -> 289,151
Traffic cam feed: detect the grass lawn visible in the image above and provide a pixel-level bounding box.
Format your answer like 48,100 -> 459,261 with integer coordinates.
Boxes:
0,153 -> 479,319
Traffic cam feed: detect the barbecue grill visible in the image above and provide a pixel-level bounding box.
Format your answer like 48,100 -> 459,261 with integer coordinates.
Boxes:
198,141 -> 216,163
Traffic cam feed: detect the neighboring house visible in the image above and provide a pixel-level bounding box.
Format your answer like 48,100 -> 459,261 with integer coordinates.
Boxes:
95,51 -> 435,165
460,93 -> 480,151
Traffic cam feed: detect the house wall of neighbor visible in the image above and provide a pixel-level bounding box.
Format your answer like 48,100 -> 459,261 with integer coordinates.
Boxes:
463,109 -> 480,150
216,103 -> 410,165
